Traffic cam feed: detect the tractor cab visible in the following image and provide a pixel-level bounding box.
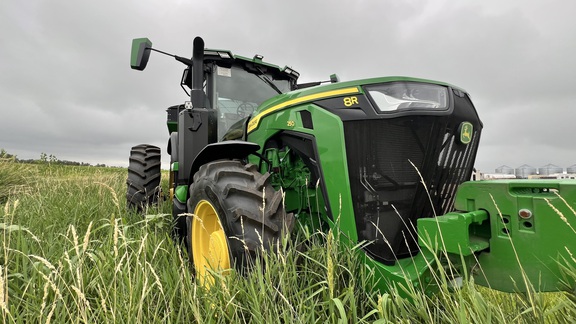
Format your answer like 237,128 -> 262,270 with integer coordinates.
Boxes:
178,50 -> 299,140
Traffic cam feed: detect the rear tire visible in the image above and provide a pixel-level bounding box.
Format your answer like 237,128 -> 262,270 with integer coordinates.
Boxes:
187,160 -> 293,285
126,144 -> 161,212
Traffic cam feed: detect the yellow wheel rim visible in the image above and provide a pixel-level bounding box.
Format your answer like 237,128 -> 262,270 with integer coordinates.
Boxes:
192,200 -> 231,286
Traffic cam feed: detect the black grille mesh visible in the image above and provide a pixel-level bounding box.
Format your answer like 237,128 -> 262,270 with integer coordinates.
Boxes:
343,115 -> 480,264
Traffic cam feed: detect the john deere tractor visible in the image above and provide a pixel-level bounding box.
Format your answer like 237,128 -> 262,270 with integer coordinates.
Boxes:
127,37 -> 576,293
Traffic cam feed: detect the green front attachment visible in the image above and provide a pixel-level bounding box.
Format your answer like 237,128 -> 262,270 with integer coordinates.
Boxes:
419,180 -> 576,293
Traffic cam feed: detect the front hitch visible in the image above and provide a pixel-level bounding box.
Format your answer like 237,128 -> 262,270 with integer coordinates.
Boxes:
418,180 -> 576,293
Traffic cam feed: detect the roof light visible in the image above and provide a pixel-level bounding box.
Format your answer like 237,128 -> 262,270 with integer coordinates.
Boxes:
253,54 -> 264,61
282,66 -> 300,78
218,52 -> 231,59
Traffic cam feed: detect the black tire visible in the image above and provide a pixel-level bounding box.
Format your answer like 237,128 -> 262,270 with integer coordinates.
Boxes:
126,144 -> 161,212
187,160 -> 293,277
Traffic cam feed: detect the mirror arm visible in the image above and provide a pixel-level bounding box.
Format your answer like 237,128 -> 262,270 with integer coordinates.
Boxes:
148,48 -> 194,66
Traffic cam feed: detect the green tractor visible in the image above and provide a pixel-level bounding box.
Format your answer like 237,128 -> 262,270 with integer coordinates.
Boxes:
127,36 -> 576,293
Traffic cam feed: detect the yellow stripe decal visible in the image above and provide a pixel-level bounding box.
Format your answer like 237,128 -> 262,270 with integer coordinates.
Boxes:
247,87 -> 360,133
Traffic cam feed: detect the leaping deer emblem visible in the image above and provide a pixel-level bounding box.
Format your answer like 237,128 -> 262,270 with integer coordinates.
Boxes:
460,122 -> 473,144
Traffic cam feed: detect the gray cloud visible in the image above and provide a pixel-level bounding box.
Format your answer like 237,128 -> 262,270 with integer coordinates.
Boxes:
1,0 -> 575,172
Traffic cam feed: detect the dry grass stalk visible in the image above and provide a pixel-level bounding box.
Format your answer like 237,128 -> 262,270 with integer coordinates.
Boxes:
544,197 -> 576,235
489,193 -> 536,314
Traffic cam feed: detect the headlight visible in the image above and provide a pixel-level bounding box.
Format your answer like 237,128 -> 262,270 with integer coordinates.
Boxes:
366,82 -> 448,112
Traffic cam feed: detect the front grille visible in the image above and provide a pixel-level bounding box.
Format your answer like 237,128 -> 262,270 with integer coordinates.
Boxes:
343,115 -> 480,264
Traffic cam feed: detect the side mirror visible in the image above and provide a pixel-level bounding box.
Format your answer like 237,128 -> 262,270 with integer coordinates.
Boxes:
130,38 -> 152,70
329,74 -> 340,83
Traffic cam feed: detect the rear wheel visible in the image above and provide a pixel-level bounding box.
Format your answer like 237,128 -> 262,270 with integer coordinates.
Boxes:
126,144 -> 161,212
187,160 -> 293,285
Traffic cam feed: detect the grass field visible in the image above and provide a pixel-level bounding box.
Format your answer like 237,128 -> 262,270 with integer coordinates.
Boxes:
1,159 -> 575,323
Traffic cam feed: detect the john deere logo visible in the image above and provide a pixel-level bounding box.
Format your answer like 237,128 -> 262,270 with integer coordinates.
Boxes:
459,122 -> 473,144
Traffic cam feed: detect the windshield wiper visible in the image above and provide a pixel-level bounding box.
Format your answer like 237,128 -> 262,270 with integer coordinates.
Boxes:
254,66 -> 283,94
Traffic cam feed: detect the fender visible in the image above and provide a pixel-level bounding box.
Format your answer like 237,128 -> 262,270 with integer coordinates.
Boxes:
189,140 -> 260,182
167,132 -> 179,163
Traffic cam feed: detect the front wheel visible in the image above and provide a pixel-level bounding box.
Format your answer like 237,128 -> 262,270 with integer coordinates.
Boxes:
187,160 -> 293,285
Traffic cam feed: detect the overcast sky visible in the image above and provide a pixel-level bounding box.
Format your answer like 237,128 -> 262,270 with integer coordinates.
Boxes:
1,0 -> 575,173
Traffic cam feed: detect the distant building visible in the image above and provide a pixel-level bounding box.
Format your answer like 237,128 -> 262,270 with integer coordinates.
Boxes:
528,173 -> 576,180
482,173 -> 517,180
473,164 -> 576,181
495,165 -> 515,175
538,164 -> 563,176
515,164 -> 537,179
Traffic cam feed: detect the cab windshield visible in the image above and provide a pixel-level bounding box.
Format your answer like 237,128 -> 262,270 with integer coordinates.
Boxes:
215,65 -> 291,139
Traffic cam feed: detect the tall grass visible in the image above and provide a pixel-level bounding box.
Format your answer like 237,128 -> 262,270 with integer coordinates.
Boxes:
0,158 -> 35,204
1,161 -> 575,322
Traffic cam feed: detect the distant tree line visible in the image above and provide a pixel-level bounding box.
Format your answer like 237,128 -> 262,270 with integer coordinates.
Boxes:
0,149 -> 107,167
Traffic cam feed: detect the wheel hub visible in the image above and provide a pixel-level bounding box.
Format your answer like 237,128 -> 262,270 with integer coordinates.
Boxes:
192,200 -> 231,286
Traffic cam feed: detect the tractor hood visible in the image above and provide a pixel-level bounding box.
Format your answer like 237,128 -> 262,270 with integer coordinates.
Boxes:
246,76 -> 483,265
247,76 -> 476,134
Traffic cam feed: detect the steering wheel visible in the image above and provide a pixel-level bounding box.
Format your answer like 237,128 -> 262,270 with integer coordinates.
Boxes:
237,102 -> 256,118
